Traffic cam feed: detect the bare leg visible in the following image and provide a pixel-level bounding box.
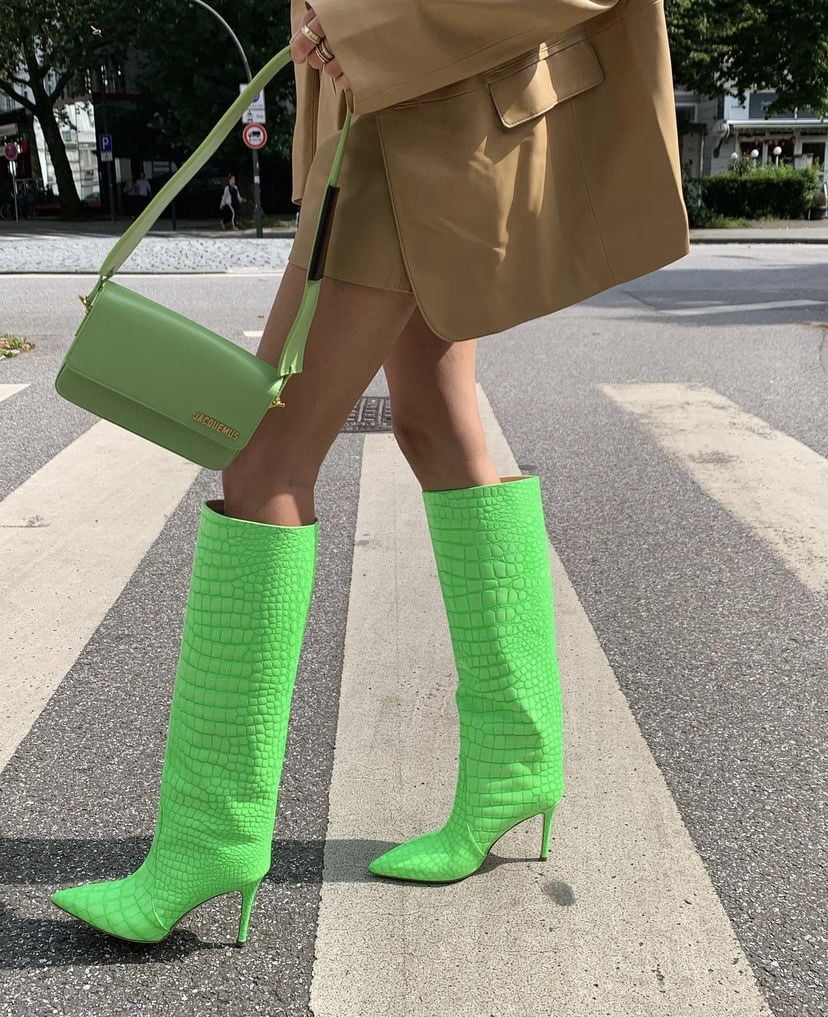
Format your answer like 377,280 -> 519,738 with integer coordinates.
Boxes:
383,307 -> 501,490
223,262 -> 416,525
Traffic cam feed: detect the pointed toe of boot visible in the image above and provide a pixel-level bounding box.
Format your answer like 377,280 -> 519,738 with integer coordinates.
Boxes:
368,829 -> 484,883
51,872 -> 169,943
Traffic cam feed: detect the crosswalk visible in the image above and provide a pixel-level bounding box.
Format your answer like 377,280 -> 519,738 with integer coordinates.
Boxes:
4,372 -> 820,1014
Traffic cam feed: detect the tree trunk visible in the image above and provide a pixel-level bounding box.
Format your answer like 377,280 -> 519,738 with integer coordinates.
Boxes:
33,97 -> 82,218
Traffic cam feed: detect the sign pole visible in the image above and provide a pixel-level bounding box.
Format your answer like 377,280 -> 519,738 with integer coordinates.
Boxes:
251,149 -> 263,237
9,159 -> 19,222
4,143 -> 20,221
98,60 -> 116,222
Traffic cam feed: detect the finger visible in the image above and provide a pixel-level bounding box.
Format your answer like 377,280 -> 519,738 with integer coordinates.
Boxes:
322,57 -> 344,80
291,11 -> 326,62
306,49 -> 325,71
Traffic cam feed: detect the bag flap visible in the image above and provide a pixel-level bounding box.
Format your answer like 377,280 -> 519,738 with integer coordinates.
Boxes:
65,281 -> 281,450
487,38 -> 604,128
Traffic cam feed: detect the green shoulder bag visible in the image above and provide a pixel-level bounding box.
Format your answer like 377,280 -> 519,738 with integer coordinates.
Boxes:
54,45 -> 351,471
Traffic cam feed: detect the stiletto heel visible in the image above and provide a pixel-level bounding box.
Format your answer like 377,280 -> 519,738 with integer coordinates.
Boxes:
236,878 -> 263,946
540,806 -> 556,861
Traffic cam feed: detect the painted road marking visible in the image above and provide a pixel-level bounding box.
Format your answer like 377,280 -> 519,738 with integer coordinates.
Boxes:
667,298 -> 825,317
0,384 -> 28,404
243,331 -> 264,339
600,383 -> 828,596
309,385 -> 769,1017
0,421 -> 199,772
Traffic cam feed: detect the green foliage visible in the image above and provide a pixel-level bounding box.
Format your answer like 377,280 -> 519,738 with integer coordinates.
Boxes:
681,172 -> 717,227
701,165 -> 821,220
126,1 -> 297,210
666,1 -> 828,115
0,1 -> 140,101
130,1 -> 294,161
0,334 -> 35,358
0,0 -> 146,214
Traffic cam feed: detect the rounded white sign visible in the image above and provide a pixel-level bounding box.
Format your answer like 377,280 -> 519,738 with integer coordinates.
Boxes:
242,124 -> 268,150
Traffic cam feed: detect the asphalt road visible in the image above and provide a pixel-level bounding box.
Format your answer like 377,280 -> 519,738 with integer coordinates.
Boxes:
0,243 -> 826,1017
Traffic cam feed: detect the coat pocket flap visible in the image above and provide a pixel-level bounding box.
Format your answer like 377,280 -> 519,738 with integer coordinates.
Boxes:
487,38 -> 603,128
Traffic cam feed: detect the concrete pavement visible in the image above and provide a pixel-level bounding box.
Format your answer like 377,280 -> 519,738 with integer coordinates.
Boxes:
0,248 -> 826,1016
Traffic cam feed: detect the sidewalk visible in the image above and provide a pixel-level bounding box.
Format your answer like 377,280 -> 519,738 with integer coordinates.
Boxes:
2,215 -> 828,244
0,216 -> 297,241
1,216 -> 826,275
690,218 -> 828,243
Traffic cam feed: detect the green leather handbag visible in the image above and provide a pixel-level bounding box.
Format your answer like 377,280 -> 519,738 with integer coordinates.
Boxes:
54,45 -> 351,471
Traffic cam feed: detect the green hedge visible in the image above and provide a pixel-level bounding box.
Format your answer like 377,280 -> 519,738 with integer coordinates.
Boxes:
700,164 -> 821,220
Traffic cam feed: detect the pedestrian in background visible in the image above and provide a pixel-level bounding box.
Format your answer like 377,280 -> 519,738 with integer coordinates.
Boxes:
131,171 -> 152,218
219,173 -> 243,230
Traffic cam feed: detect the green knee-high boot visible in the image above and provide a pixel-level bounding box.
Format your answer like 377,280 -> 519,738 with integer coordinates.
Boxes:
368,474 -> 565,883
51,499 -> 318,944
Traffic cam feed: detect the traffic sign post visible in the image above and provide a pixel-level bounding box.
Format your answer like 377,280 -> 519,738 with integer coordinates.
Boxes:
4,143 -> 19,221
241,124 -> 267,236
98,132 -> 115,220
242,123 -> 268,150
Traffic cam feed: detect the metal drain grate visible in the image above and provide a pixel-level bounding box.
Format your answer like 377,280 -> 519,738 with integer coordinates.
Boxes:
341,396 -> 394,433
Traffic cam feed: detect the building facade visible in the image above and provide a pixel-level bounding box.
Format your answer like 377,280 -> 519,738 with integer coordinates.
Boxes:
0,55 -> 166,211
675,88 -> 828,180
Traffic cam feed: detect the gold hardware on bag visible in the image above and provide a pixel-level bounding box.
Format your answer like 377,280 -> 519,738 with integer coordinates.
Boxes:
78,295 -> 92,314
270,396 -> 285,408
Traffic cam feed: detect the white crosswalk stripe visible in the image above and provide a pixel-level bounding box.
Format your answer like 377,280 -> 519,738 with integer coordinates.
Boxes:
0,420 -> 199,772
309,385 -> 771,1017
667,298 -> 825,317
600,383 -> 828,596
0,383 -> 29,404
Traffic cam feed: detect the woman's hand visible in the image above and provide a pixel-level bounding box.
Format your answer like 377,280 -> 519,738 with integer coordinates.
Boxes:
291,6 -> 351,91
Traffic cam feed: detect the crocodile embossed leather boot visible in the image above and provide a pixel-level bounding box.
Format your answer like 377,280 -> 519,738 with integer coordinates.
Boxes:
51,499 -> 318,943
368,474 -> 564,883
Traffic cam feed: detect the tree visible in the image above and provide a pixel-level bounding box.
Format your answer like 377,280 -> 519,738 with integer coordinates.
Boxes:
0,1 -> 140,216
0,1 -> 295,216
666,1 -> 828,116
132,1 -> 294,158
129,0 -> 296,212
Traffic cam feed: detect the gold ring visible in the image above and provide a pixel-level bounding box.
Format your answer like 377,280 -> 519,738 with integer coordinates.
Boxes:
317,39 -> 335,62
300,24 -> 322,46
314,42 -> 333,64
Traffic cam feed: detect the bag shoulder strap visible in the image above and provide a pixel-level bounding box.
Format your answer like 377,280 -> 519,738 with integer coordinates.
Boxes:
90,44 -> 352,389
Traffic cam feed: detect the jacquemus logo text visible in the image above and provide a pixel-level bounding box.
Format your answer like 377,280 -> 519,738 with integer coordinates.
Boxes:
192,411 -> 240,441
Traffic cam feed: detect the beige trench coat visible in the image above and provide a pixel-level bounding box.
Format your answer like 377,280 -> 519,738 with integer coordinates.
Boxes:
289,0 -> 689,341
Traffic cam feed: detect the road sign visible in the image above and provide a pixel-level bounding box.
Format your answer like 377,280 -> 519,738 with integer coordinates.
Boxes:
240,84 -> 266,124
4,142 -> 19,161
242,123 -> 268,150
99,133 -> 113,161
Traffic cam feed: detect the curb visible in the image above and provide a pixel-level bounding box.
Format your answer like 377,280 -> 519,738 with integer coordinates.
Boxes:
690,235 -> 828,245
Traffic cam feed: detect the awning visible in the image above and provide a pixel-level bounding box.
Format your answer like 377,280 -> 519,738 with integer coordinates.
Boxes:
730,119 -> 827,131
